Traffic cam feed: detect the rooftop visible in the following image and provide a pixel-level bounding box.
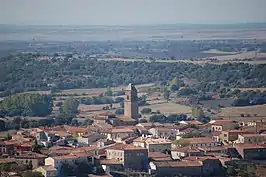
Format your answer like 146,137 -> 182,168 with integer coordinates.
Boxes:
153,161 -> 202,167
209,120 -> 233,126
172,146 -> 201,153
183,156 -> 219,161
149,152 -> 171,158
0,158 -> 16,164
183,137 -> 217,144
100,159 -> 123,165
180,128 -> 196,134
16,152 -> 47,159
234,143 -> 266,149
134,137 -> 171,144
107,143 -> 146,151
184,120 -> 203,125
239,133 -> 265,138
104,127 -> 135,134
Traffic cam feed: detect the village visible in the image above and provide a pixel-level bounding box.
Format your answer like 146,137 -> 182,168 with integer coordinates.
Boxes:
0,84 -> 266,177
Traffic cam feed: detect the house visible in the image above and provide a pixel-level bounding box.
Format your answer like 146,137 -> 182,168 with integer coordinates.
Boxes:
45,152 -> 92,172
234,143 -> 266,160
48,146 -> 73,156
133,137 -> 171,153
148,127 -> 179,138
236,134 -> 265,144
179,120 -> 203,126
171,146 -> 203,159
108,116 -> 137,126
64,125 -> 89,137
183,156 -> 224,175
77,132 -> 104,146
103,143 -> 148,171
103,127 -> 135,141
33,165 -> 57,177
0,140 -> 15,155
181,137 -> 219,148
219,130 -> 248,143
136,123 -> 157,130
239,119 -> 266,127
149,161 -> 202,177
198,145 -> 231,154
209,120 -> 236,132
15,152 -> 47,168
176,128 -> 197,140
92,111 -> 113,124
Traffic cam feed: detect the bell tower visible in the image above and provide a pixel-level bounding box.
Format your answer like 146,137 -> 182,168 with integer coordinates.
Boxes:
124,83 -> 139,119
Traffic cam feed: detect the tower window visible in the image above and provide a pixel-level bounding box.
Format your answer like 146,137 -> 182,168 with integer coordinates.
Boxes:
127,95 -> 130,100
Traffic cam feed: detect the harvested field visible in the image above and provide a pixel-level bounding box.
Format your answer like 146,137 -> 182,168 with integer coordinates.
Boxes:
202,49 -> 239,55
58,83 -> 155,96
140,102 -> 192,115
200,98 -> 234,110
205,52 -> 266,61
98,52 -> 266,65
217,104 -> 266,120
79,103 -> 120,112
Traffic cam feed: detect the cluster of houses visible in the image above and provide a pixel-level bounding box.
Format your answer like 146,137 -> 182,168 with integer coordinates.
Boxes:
1,84 -> 266,177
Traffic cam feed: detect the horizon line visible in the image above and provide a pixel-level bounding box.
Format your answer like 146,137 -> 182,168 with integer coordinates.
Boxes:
1,22 -> 266,27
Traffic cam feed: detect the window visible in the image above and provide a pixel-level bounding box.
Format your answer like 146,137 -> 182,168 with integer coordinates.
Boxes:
127,95 -> 130,100
224,134 -> 227,137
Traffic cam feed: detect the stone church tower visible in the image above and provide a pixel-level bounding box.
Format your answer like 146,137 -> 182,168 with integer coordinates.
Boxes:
124,83 -> 139,119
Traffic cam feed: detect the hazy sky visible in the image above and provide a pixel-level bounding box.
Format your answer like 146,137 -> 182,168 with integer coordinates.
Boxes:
1,0 -> 266,25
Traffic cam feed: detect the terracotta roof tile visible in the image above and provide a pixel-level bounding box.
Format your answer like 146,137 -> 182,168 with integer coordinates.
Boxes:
183,137 -> 217,144
16,152 -> 47,159
107,143 -> 146,151
154,161 -> 202,167
100,159 -> 123,165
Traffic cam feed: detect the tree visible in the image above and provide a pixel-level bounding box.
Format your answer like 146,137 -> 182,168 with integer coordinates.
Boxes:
71,119 -> 79,126
60,163 -> 75,177
83,119 -> 93,126
120,102 -> 124,108
22,171 -> 44,177
105,87 -> 113,96
0,120 -> 6,131
4,133 -> 12,140
61,97 -> 79,115
0,93 -> 53,117
163,88 -> 170,102
150,114 -> 167,123
139,119 -> 148,123
140,108 -> 152,114
32,139 -> 41,153
191,107 -> 204,118
170,84 -> 179,91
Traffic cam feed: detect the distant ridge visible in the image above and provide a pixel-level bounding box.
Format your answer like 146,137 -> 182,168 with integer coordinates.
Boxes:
1,22 -> 266,30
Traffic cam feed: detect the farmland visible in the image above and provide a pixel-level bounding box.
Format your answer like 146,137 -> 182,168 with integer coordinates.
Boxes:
217,104 -> 266,120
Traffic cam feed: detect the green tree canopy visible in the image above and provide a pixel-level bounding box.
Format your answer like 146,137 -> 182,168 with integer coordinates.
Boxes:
163,88 -> 170,102
61,97 -> 79,115
191,107 -> 204,118
0,93 -> 53,117
22,171 -> 44,177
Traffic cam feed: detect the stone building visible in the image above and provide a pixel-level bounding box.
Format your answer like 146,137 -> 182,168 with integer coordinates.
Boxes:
104,143 -> 148,171
124,84 -> 139,120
